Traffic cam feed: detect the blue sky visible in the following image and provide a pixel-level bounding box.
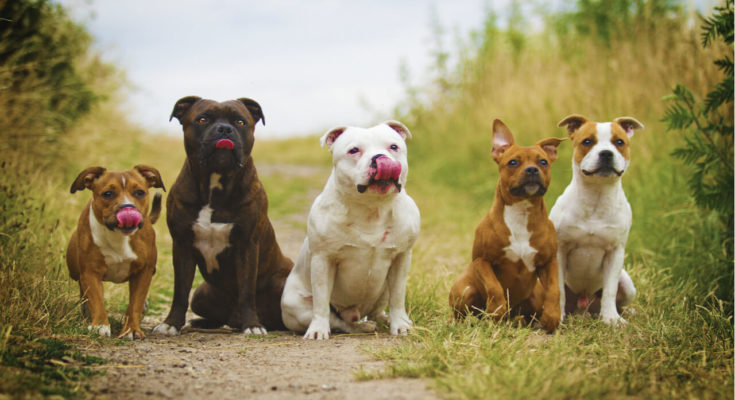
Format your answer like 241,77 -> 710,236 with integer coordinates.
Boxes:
58,0 -> 502,138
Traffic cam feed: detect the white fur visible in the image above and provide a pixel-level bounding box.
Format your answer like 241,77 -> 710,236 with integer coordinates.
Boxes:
192,174 -> 234,274
88,324 -> 111,337
549,122 -> 637,325
89,205 -> 136,283
151,322 -> 179,336
281,122 -> 420,340
502,200 -> 537,272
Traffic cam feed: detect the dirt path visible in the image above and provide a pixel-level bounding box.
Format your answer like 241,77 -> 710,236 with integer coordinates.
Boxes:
80,164 -> 442,400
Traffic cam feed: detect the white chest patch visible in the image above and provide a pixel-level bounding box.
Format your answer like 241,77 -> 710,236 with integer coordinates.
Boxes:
193,204 -> 233,274
89,206 -> 136,283
502,201 -> 538,272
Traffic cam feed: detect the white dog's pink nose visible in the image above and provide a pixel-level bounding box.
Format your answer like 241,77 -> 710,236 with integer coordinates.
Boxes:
372,156 -> 401,181
116,207 -> 142,228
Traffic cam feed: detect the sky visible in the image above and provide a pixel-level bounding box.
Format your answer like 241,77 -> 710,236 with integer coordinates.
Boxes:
57,0 -> 501,138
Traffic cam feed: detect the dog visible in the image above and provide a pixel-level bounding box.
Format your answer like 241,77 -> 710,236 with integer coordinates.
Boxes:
549,114 -> 643,325
280,121 -> 420,340
449,119 -> 564,333
152,96 -> 293,336
66,165 -> 164,339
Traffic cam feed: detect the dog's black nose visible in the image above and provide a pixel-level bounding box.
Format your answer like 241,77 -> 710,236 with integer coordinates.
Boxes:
370,154 -> 386,166
525,166 -> 539,176
216,124 -> 233,135
599,150 -> 614,160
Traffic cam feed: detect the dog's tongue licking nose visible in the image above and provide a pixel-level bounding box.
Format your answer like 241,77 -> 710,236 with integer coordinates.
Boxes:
116,207 -> 142,229
215,139 -> 234,150
374,156 -> 401,180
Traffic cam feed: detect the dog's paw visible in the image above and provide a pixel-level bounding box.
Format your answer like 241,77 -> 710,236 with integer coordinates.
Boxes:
151,322 -> 180,336
601,312 -> 626,326
350,320 -> 377,333
540,313 -> 561,333
87,324 -> 111,338
119,327 -> 145,340
243,326 -> 267,336
303,319 -> 330,340
389,318 -> 413,336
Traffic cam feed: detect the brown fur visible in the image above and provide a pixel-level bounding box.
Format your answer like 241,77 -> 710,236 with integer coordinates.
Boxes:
449,120 -> 563,332
66,165 -> 164,339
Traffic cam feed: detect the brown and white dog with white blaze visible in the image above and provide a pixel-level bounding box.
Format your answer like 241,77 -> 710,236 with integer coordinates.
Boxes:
549,114 -> 644,325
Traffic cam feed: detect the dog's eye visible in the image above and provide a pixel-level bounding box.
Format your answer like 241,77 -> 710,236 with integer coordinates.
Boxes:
101,191 -> 114,199
539,159 -> 548,166
582,138 -> 593,146
389,144 -> 399,151
197,116 -> 208,124
614,139 -> 625,146
348,147 -> 360,155
235,119 -> 246,127
508,160 -> 519,167
133,189 -> 146,199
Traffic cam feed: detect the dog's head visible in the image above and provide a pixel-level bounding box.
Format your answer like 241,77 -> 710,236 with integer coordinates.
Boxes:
558,114 -> 643,181
70,165 -> 165,235
491,119 -> 564,200
169,96 -> 265,173
321,121 -> 411,197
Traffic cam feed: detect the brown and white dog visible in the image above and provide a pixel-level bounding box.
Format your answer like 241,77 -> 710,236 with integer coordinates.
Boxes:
66,165 -> 165,339
449,120 -> 563,332
549,114 -> 643,325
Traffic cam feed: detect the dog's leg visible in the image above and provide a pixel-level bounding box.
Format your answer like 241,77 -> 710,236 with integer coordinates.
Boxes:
304,253 -> 334,340
79,272 -> 111,337
470,259 -> 507,320
234,243 -> 266,335
387,251 -> 413,335
600,246 -> 626,325
616,269 -> 637,309
536,258 -> 561,333
120,266 -> 154,340
368,286 -> 390,325
153,241 -> 196,336
557,248 -> 567,321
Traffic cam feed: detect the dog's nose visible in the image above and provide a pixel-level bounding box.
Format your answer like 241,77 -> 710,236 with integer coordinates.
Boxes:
371,154 -> 386,166
216,124 -> 233,135
525,166 -> 539,176
599,150 -> 614,160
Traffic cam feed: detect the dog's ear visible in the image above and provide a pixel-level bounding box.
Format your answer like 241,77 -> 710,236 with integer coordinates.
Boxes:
613,116 -> 644,138
320,126 -> 348,150
70,166 -> 106,193
238,98 -> 265,126
558,114 -> 588,136
134,165 -> 166,191
170,96 -> 201,124
385,120 -> 412,140
536,137 -> 566,163
491,119 -> 515,163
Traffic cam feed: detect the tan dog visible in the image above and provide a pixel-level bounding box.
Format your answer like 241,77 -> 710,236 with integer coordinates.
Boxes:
449,120 -> 563,332
66,165 -> 165,339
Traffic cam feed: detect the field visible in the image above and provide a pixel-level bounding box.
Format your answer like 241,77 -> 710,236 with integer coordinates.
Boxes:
0,0 -> 732,398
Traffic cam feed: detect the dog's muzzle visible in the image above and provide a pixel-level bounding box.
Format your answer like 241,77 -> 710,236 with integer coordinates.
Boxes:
112,205 -> 143,234
356,155 -> 402,194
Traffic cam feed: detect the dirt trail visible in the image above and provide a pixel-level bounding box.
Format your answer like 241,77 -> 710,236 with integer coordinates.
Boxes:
81,164 -> 442,400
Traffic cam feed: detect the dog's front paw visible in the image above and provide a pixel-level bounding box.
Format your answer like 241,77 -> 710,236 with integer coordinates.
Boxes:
151,322 -> 180,336
243,326 -> 268,336
303,319 -> 330,340
119,327 -> 145,340
540,312 -> 561,333
601,311 -> 626,326
389,317 -> 413,336
87,324 -> 111,338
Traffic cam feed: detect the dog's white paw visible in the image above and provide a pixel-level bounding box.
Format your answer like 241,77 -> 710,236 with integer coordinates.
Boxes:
88,324 -> 111,338
243,326 -> 267,336
303,319 -> 330,340
390,316 -> 413,336
601,312 -> 626,326
151,322 -> 180,336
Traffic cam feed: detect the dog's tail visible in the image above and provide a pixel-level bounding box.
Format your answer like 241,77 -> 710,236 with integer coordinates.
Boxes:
149,192 -> 162,224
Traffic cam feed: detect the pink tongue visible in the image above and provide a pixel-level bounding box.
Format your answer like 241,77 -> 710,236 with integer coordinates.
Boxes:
215,139 -> 234,149
116,208 -> 142,228
374,156 -> 401,181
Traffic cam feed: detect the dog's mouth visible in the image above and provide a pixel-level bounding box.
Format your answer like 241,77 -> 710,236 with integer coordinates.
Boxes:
107,206 -> 143,235
509,179 -> 547,197
215,138 -> 234,150
582,166 -> 624,177
357,156 -> 402,194
200,137 -> 244,170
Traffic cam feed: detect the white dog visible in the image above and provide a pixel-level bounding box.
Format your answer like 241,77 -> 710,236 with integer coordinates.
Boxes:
281,121 -> 420,340
549,114 -> 643,325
